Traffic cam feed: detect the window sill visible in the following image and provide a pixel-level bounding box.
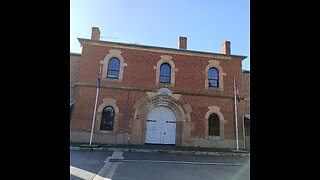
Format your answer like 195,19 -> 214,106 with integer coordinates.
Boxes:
157,83 -> 173,88
99,130 -> 115,134
205,87 -> 224,92
208,136 -> 222,141
208,86 -> 222,90
103,78 -> 122,83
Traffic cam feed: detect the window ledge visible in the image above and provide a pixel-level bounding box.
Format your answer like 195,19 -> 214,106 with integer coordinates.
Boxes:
99,130 -> 115,134
157,83 -> 173,88
208,136 -> 222,141
207,87 -> 223,91
103,78 -> 122,83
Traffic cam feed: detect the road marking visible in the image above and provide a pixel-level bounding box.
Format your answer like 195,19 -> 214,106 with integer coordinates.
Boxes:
70,165 -> 97,179
110,159 -> 242,166
93,151 -> 124,180
104,151 -> 124,163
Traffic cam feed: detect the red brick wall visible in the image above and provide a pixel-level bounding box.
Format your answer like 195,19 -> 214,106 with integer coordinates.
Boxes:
78,44 -> 243,96
179,95 -> 243,140
242,72 -> 250,115
71,42 -> 245,141
70,53 -> 81,99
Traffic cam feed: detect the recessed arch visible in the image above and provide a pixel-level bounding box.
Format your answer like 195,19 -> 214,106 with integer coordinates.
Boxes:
131,94 -> 193,146
95,98 -> 120,133
154,55 -> 178,86
101,49 -> 127,82
205,60 -> 226,90
204,106 -> 226,140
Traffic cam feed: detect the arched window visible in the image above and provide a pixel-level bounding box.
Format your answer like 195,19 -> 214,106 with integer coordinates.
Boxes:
107,57 -> 120,79
208,67 -> 219,87
208,113 -> 219,136
160,63 -> 171,83
100,106 -> 115,130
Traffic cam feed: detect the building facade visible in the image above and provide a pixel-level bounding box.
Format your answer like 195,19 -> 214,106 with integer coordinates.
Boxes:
242,70 -> 250,149
70,27 -> 249,149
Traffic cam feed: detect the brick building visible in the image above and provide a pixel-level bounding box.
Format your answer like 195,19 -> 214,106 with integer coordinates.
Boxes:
70,27 -> 250,149
70,53 -> 81,114
242,70 -> 250,149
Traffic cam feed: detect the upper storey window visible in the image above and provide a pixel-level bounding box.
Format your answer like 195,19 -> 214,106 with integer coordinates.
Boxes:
208,67 -> 219,87
107,57 -> 120,79
159,63 -> 171,83
102,50 -> 126,83
154,55 -> 177,87
205,60 -> 226,90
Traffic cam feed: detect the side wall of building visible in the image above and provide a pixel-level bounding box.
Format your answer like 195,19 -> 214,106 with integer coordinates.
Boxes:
242,71 -> 250,149
70,53 -> 81,99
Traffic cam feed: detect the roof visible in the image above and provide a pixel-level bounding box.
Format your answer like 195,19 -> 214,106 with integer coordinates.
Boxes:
78,38 -> 247,60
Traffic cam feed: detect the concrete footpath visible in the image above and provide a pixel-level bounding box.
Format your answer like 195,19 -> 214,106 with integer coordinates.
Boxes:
70,143 -> 250,157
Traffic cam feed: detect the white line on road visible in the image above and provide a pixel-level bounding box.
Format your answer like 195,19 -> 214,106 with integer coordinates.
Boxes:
70,165 -> 97,179
110,159 -> 242,166
93,151 -> 124,180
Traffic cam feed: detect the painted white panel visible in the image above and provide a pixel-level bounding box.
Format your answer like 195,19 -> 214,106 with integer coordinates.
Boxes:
146,106 -> 176,144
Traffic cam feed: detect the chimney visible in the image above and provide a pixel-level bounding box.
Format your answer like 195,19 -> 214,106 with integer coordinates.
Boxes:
91,27 -> 100,41
178,36 -> 187,49
222,41 -> 231,55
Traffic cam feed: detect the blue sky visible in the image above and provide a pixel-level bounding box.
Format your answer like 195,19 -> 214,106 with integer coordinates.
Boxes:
71,0 -> 250,70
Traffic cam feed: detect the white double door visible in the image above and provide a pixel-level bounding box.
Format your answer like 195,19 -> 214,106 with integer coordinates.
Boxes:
146,106 -> 176,144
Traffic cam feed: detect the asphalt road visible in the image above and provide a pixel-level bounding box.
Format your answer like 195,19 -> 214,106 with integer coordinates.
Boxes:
70,150 -> 250,180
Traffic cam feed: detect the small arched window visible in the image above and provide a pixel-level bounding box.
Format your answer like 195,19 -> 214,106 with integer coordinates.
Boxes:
208,113 -> 219,136
107,57 -> 120,79
208,67 -> 219,87
160,63 -> 171,83
100,106 -> 115,130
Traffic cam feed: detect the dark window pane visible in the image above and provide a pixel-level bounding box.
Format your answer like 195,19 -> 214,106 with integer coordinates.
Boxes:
160,76 -> 170,83
209,80 -> 218,87
209,113 -> 219,136
208,67 -> 219,87
161,64 -> 170,75
100,106 -> 114,131
107,58 -> 120,79
208,67 -> 218,79
107,70 -> 119,79
108,58 -> 120,70
160,63 -> 171,83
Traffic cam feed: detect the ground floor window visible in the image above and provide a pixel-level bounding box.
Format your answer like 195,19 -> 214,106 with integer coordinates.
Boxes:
208,113 -> 219,136
100,106 -> 115,130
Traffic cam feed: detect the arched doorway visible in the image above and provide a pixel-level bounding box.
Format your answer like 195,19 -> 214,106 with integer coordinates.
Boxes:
131,94 -> 193,147
145,106 -> 176,144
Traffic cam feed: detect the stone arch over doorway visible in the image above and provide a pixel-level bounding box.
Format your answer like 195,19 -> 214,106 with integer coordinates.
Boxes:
131,94 -> 192,146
